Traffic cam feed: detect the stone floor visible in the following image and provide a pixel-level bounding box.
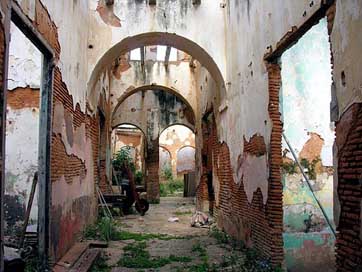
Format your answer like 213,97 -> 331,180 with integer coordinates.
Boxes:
101,197 -> 246,272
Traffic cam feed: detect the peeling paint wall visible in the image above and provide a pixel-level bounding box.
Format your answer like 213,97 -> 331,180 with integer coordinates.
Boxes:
4,22 -> 41,236
2,0 -> 362,267
109,56 -> 201,115
280,18 -> 335,271
87,0 -> 227,100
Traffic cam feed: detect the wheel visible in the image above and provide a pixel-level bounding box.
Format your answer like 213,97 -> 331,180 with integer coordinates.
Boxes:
135,199 -> 149,216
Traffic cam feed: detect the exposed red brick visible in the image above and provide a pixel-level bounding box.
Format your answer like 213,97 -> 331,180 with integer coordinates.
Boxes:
34,0 -> 61,58
197,111 -> 283,266
266,63 -> 284,266
243,134 -> 267,157
6,87 -> 40,109
51,134 -> 86,184
335,103 -> 362,271
299,132 -> 324,162
51,67 -> 100,261
146,139 -> 160,201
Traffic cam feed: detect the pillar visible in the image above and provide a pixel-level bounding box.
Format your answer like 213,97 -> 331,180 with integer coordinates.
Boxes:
146,138 -> 160,202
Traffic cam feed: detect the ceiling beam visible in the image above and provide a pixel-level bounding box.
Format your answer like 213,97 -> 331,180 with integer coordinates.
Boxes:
140,46 -> 145,66
164,46 -> 171,67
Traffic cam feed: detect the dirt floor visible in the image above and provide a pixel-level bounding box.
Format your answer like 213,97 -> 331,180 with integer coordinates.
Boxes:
90,197 -> 277,272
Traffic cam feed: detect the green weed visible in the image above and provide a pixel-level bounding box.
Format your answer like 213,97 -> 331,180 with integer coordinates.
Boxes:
118,241 -> 192,269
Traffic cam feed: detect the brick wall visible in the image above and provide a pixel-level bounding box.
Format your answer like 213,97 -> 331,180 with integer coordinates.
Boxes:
51,67 -> 100,261
335,103 -> 362,271
146,139 -> 160,201
7,87 -> 40,109
266,63 -> 284,265
195,63 -> 283,266
7,1 -> 100,261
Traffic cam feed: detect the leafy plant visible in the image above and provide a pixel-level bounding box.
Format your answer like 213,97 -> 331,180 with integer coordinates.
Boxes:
161,163 -> 173,180
83,217 -> 117,242
112,147 -> 136,185
209,226 -> 230,244
300,157 -> 320,180
281,161 -> 298,175
135,170 -> 143,185
160,178 -> 184,197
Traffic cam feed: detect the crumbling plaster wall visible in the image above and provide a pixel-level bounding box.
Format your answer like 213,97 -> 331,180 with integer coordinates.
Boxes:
15,0 -> 90,111
221,0 -> 362,267
332,0 -> 362,116
4,22 -> 41,232
223,0 -> 328,206
280,18 -> 335,271
109,59 -> 201,115
11,0 -> 99,261
87,0 -> 227,100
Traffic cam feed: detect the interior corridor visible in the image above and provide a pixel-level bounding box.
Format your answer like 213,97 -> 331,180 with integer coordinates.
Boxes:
0,1 -> 362,272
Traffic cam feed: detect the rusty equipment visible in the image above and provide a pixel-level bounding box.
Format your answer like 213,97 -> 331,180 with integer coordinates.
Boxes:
123,163 -> 149,216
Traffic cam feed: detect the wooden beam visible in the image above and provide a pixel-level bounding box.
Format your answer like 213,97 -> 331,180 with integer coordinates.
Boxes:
164,46 -> 171,67
140,46 -> 145,66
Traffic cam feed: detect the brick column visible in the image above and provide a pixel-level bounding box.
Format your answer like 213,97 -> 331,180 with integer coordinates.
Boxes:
146,138 -> 160,202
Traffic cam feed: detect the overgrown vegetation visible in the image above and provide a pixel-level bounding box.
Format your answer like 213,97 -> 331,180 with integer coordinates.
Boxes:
160,164 -> 184,197
281,161 -> 298,175
24,257 -> 40,272
208,227 -> 283,272
174,210 -> 193,216
282,157 -> 321,181
300,157 -> 320,180
84,217 -> 117,242
84,219 -> 190,242
118,241 -> 192,269
112,146 -> 143,185
90,254 -> 111,272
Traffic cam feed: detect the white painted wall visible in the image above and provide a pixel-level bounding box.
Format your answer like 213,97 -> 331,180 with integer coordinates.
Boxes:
5,23 -> 41,223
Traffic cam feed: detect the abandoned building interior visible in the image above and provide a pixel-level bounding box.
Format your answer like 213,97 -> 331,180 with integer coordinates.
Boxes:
0,0 -> 361,271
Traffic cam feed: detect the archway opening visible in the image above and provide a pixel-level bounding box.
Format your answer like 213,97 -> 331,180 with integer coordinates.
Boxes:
108,124 -> 147,215
87,32 -> 226,112
159,125 -> 196,198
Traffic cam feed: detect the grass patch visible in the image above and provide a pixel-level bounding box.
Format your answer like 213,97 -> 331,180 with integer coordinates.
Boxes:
83,217 -> 117,242
113,230 -> 191,241
160,164 -> 184,197
190,242 -> 209,271
174,210 -> 193,216
84,219 -> 191,242
209,226 -> 230,244
90,254 -> 111,272
192,243 -> 207,258
118,241 -> 192,269
209,227 -> 283,272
